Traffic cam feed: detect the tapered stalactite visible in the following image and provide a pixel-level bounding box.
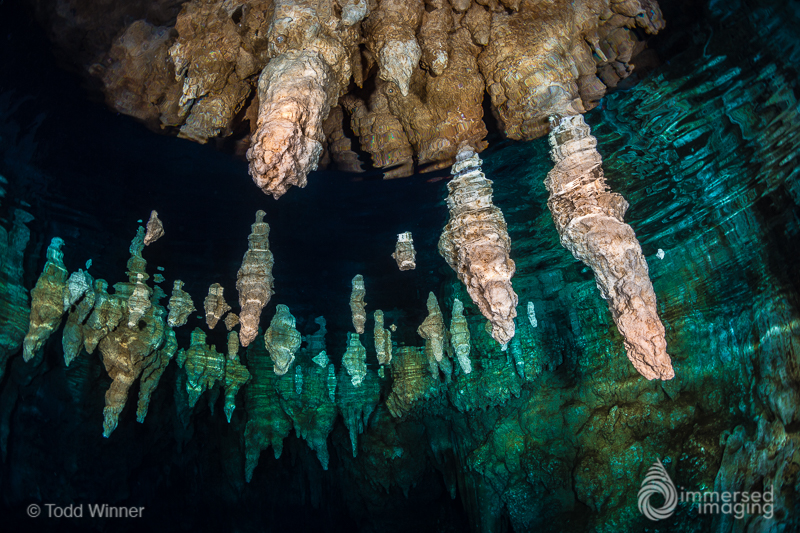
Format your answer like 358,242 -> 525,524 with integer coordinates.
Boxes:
180,328 -> 226,408
137,328 -> 177,423
83,280 -> 123,354
418,292 -> 446,375
125,227 -> 151,328
439,151 -> 518,346
204,283 -> 231,329
224,313 -> 239,331
144,210 -> 165,245
450,298 -> 472,374
374,310 -> 392,366
392,232 -> 416,270
545,114 -> 673,380
386,346 -> 440,418
363,0 -> 423,97
264,304 -> 301,376
167,280 -> 195,328
23,238 -> 69,361
350,274 -> 367,334
223,351 -> 251,423
343,332 -> 367,388
237,210 -> 274,347
61,271 -> 96,366
337,364 -> 380,457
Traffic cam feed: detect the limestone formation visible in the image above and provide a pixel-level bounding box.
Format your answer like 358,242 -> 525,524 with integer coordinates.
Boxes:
391,232 -> 416,271
137,328 -> 177,423
244,337 -> 293,481
63,269 -> 93,312
527,301 -> 537,328
204,283 -> 231,329
167,280 -> 195,328
418,292 -> 446,369
246,0 -> 359,198
386,346 -> 440,418
545,114 -> 673,380
264,304 -> 301,376
83,280 -> 123,354
343,332 -> 367,388
439,151 -> 518,346
237,210 -> 274,347
363,0 -> 423,97
374,310 -> 392,366
144,210 -> 165,245
321,105 -> 363,173
23,238 -> 69,361
224,312 -> 239,331
450,298 -> 472,374
350,274 -> 367,334
277,357 -> 337,469
180,328 -> 226,408
227,331 -> 240,361
223,351 -> 251,423
61,272 -> 96,367
337,364 -> 380,457
125,226 -> 152,328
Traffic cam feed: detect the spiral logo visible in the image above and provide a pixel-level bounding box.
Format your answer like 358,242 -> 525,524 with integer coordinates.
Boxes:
638,459 -> 677,520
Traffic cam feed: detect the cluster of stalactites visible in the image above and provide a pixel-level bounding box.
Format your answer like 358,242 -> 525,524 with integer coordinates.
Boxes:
349,274 -> 367,334
392,231 -> 416,270
545,113 -> 673,381
439,150 -> 518,346
237,210 -> 275,347
264,304 -> 301,376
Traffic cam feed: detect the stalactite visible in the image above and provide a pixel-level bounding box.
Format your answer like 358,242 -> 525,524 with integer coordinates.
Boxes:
23,237 -> 69,361
224,312 -> 239,331
386,346 -> 440,418
180,328 -> 226,408
450,298 -> 472,374
237,210 -> 275,347
439,150 -> 518,346
545,113 -> 673,380
137,328 -> 177,423
349,274 -> 367,334
391,232 -> 416,270
0,209 -> 34,380
167,280 -> 195,328
61,271 -> 96,367
337,364 -> 380,457
204,283 -> 231,329
144,210 -> 165,245
343,332 -> 367,387
223,351 -> 251,423
374,310 -> 392,366
418,292 -> 446,373
264,304 -> 301,376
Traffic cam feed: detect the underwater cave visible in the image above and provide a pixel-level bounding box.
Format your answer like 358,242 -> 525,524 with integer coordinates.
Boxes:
0,0 -> 799,531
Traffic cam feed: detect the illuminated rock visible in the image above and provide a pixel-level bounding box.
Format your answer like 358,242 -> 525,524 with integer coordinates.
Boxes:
179,328 -> 225,408
439,151 -> 518,346
227,331 -> 239,361
167,280 -> 195,328
264,304 -> 301,376
350,274 -> 367,334
23,237 -> 69,361
143,210 -> 164,245
374,310 -> 392,367
125,227 -> 151,328
545,114 -> 673,381
418,292 -> 446,373
61,271 -> 96,367
321,105 -> 363,173
363,0 -> 423,97
391,232 -> 416,271
450,298 -> 472,374
204,283 -> 231,329
237,210 -> 274,347
343,332 -> 367,388
83,280 -> 124,355
224,312 -> 239,331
